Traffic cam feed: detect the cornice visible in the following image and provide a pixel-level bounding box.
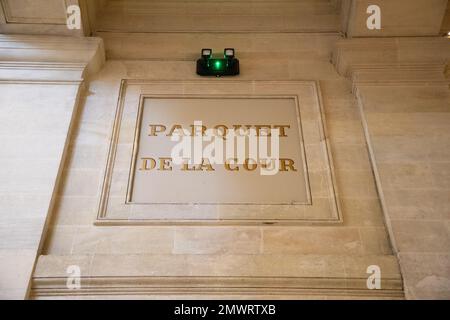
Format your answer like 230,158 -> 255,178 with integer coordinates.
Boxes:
0,35 -> 105,81
332,37 -> 450,88
31,275 -> 404,299
31,252 -> 403,299
0,61 -> 86,82
348,63 -> 448,92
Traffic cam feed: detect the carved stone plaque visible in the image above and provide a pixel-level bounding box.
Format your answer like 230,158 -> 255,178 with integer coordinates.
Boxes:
97,80 -> 341,224
128,97 -> 310,205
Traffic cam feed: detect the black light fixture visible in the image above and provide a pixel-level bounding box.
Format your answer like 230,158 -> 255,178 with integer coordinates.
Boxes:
224,48 -> 235,58
201,48 -> 212,59
197,48 -> 240,77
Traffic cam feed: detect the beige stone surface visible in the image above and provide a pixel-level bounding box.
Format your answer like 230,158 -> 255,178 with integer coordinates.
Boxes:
0,249 -> 35,299
399,253 -> 450,299
0,0 -> 91,36
1,0 -> 67,24
342,0 -> 448,37
31,253 -> 402,299
2,0 -> 449,300
0,83 -> 81,299
333,38 -> 450,298
32,29 -> 401,297
0,35 -> 104,299
95,0 -> 340,33
95,80 -> 340,224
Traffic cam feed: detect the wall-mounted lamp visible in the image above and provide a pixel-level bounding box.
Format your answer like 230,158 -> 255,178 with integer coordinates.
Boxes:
197,48 -> 240,77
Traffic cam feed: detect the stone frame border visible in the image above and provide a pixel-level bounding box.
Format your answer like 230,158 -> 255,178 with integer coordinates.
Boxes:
96,79 -> 343,225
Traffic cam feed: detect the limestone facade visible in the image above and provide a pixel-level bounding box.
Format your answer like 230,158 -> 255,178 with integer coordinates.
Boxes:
0,0 -> 448,299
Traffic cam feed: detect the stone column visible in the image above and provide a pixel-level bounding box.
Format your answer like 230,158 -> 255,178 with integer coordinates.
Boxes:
333,37 -> 450,299
0,35 -> 104,299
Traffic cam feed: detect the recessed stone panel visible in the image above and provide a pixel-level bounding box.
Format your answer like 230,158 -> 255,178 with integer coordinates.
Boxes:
1,0 -> 67,24
97,80 -> 341,224
128,97 -> 310,205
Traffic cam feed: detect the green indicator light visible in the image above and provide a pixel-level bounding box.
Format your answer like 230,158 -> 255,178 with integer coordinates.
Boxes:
214,60 -> 222,70
197,50 -> 239,76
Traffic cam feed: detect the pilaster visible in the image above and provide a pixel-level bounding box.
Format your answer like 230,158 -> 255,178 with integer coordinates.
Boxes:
0,35 -> 104,299
333,37 -> 450,299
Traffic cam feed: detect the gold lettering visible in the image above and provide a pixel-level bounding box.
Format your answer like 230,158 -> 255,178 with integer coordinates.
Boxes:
261,159 -> 276,170
273,125 -> 290,137
158,157 -> 173,171
214,125 -> 228,139
255,125 -> 272,137
224,158 -> 239,171
181,161 -> 196,171
243,158 -> 258,171
140,158 -> 156,170
233,125 -> 252,136
149,124 -> 166,136
190,124 -> 207,136
166,124 -> 185,137
280,158 -> 297,172
196,158 -> 215,171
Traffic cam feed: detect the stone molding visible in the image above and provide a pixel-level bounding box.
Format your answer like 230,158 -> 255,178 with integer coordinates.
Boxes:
332,37 -> 450,91
0,0 -> 92,36
339,0 -> 448,38
333,36 -> 450,299
31,275 -> 404,299
0,34 -> 104,299
0,34 -> 105,81
96,79 -> 342,225
332,37 -> 450,252
31,251 -> 403,299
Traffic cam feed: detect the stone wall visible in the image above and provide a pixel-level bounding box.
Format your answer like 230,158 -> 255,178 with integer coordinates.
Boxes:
31,30 -> 403,299
334,37 -> 450,299
0,35 -> 104,299
0,0 -> 448,300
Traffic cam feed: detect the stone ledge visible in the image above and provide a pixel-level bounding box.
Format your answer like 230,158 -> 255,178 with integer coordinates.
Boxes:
332,37 -> 450,85
31,275 -> 404,299
0,35 -> 105,81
